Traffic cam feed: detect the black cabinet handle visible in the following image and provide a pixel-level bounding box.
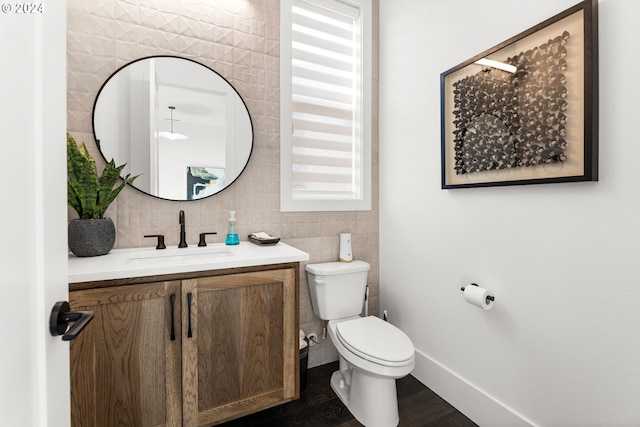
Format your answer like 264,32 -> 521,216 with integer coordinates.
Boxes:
49,301 -> 94,341
187,292 -> 193,338
169,294 -> 176,341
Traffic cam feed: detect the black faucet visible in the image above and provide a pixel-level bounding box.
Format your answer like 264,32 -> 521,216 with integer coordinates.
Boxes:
178,210 -> 188,248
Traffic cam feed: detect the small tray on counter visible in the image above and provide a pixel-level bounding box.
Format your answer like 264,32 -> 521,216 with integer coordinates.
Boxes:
248,234 -> 280,246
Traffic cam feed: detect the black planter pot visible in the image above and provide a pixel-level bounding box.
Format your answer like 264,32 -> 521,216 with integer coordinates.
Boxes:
68,218 -> 116,257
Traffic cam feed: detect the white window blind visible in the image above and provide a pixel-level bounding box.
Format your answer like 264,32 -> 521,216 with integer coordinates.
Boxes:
281,0 -> 371,212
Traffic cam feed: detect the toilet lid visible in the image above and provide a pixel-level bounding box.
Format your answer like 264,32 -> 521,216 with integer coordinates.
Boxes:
336,316 -> 414,365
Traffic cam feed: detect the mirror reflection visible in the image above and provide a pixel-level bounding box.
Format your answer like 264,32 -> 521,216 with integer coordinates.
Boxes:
93,56 -> 253,201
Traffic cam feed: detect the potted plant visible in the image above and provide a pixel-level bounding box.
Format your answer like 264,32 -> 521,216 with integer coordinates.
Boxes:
67,133 -> 137,257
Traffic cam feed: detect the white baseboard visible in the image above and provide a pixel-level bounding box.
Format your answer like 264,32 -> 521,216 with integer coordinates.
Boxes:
411,349 -> 536,427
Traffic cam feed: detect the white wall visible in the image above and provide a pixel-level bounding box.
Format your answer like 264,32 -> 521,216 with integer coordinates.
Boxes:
379,0 -> 640,426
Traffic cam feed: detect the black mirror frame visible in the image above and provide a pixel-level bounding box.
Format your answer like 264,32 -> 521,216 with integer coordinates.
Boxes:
91,55 -> 254,201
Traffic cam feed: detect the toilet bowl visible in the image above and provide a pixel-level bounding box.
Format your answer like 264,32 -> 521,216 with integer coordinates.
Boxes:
328,316 -> 414,427
306,261 -> 415,427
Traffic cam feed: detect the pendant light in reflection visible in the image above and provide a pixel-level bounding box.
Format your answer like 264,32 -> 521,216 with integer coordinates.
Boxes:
157,106 -> 189,140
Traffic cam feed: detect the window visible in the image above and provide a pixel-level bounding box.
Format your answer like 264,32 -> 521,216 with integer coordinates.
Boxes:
281,0 -> 372,212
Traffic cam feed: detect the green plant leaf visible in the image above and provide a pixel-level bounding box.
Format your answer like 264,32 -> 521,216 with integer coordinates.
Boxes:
67,133 -> 139,219
67,135 -> 98,219
95,160 -> 126,219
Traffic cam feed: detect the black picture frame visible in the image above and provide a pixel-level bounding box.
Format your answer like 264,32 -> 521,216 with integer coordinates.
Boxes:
440,0 -> 598,189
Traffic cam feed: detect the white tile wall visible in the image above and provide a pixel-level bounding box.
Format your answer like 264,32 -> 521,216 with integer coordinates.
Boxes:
67,0 -> 379,368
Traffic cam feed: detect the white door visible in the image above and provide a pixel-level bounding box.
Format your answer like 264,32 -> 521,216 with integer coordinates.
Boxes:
0,3 -> 70,426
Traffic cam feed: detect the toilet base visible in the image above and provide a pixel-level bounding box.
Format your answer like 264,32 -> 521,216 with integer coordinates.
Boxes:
330,362 -> 400,427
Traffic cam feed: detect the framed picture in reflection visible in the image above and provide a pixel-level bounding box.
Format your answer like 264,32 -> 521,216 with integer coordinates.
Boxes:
187,166 -> 226,200
440,0 -> 598,189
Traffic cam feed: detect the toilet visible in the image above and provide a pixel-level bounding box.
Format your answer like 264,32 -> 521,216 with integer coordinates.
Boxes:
306,261 -> 415,427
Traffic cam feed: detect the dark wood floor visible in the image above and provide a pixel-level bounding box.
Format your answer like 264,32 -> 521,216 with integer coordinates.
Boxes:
220,361 -> 478,426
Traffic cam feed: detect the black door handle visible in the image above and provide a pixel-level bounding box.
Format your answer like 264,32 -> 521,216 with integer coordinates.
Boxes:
49,301 -> 94,341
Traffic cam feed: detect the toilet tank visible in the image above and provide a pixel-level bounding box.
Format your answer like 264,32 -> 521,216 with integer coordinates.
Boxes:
306,261 -> 370,320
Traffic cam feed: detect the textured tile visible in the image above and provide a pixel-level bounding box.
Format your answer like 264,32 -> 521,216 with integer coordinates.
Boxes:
156,11 -> 181,34
180,16 -> 202,38
115,0 -> 139,23
74,0 -> 115,18
214,25 -> 233,44
114,21 -> 138,44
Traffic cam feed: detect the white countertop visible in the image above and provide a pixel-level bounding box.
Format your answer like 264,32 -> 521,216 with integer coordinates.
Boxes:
68,241 -> 309,283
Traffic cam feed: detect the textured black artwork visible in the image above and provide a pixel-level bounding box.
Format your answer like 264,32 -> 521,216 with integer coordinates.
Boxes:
452,31 -> 570,175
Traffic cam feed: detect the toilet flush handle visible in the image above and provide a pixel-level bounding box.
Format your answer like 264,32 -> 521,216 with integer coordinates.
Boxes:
315,279 -> 326,286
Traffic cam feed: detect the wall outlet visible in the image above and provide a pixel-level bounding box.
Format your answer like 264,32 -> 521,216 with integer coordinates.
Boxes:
307,333 -> 318,346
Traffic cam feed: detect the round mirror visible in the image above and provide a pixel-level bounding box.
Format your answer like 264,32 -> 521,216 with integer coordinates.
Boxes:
92,56 -> 253,201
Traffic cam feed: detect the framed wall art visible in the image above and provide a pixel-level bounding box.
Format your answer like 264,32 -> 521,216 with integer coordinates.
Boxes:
440,0 -> 598,189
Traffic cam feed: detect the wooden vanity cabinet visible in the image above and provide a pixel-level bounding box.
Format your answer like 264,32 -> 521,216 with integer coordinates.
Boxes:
69,264 -> 300,427
182,268 -> 298,426
69,280 -> 183,427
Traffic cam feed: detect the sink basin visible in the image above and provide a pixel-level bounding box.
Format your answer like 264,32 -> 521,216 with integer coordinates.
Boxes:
125,246 -> 233,265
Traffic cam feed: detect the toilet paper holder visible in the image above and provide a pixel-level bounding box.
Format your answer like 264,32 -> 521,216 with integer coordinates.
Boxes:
460,283 -> 495,302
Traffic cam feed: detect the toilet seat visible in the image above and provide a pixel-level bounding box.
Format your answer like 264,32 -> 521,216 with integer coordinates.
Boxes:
336,316 -> 414,367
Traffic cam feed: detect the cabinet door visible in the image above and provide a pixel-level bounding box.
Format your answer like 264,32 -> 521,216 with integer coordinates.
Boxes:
69,281 -> 182,427
182,268 -> 298,426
